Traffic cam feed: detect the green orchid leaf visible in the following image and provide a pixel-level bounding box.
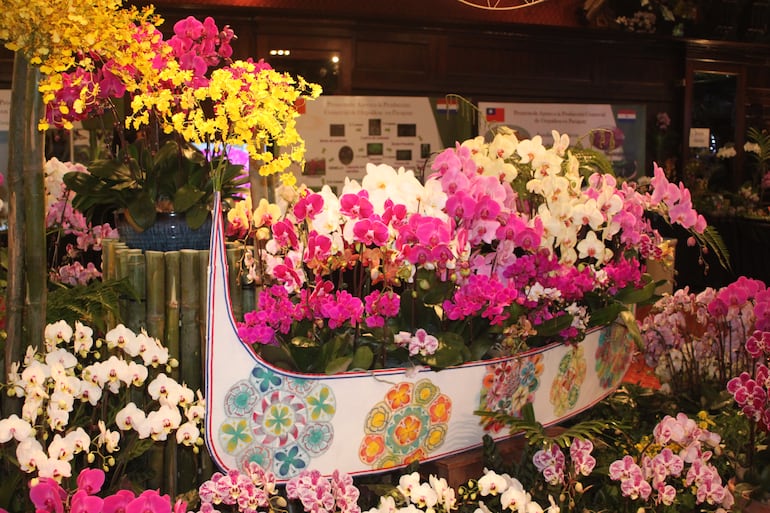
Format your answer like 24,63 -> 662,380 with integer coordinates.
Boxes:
258,343 -> 297,371
126,192 -> 157,230
288,337 -> 322,372
587,304 -> 627,328
173,184 -> 207,213
614,277 -> 657,305
534,314 -> 574,338
184,204 -> 210,230
469,334 -> 496,361
422,345 -> 465,369
325,356 -> 353,374
351,345 -> 375,370
617,309 -> 644,350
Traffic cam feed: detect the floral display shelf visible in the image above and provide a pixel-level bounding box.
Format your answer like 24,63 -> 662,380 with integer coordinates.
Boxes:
204,194 -> 636,482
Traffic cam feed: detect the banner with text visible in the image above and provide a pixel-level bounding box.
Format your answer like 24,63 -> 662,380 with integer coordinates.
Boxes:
477,102 -> 647,179
292,96 -> 471,191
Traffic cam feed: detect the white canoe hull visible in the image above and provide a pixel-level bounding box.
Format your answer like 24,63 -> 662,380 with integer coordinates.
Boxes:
204,198 -> 634,481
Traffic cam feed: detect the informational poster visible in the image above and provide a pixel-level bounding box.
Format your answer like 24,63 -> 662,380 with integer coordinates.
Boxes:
293,96 -> 470,191
477,102 -> 647,179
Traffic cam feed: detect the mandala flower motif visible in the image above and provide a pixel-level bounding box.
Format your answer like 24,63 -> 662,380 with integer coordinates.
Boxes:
239,445 -> 272,470
306,386 -> 336,421
219,365 -> 336,479
479,355 -> 544,433
413,380 -> 439,405
359,379 -> 451,469
300,423 -> 333,455
224,380 -> 258,417
274,445 -> 308,477
365,404 -> 391,434
550,346 -> 587,416
219,419 -> 252,453
386,383 -> 413,410
251,367 -> 283,394
388,406 -> 429,452
359,434 -> 387,465
596,324 -> 634,388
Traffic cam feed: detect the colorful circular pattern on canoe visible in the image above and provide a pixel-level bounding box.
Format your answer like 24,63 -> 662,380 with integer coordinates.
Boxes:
218,365 -> 336,478
359,379 -> 452,469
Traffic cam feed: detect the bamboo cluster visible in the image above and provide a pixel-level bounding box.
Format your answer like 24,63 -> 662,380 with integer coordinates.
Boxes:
101,238 -> 255,495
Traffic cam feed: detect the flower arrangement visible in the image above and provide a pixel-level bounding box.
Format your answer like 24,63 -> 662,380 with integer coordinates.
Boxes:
28,8 -> 320,231
638,276 -> 770,499
44,158 -> 119,286
607,413 -> 733,510
233,129 -> 714,373
8,467 -> 188,513
638,276 -> 767,397
0,321 -> 204,493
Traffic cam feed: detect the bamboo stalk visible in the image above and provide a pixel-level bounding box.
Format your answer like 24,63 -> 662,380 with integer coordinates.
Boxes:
145,251 -> 166,342
115,248 -> 130,325
178,249 -> 201,492
226,243 -> 243,321
3,50 -> 29,419
0,48 -> 29,417
22,59 -> 46,347
164,251 -> 181,381
100,238 -> 123,330
197,249 -> 216,483
125,249 -> 146,333
101,238 -> 123,281
163,438 -> 179,498
179,250 -> 201,391
198,249 -> 209,347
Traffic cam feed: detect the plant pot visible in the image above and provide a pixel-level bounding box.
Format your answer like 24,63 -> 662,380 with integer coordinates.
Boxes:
116,210 -> 212,252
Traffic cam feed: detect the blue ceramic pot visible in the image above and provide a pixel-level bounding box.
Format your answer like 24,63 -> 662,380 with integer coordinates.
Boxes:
116,211 -> 212,251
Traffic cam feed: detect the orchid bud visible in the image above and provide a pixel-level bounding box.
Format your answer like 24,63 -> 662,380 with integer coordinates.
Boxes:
575,482 -> 583,493
87,452 -> 96,463
419,279 -> 430,290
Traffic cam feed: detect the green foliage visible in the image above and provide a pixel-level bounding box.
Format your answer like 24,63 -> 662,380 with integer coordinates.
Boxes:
63,138 -> 248,230
46,278 -> 136,333
476,403 -> 618,450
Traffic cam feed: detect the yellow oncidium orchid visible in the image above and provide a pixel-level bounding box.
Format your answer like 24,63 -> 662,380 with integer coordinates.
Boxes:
128,58 -> 321,181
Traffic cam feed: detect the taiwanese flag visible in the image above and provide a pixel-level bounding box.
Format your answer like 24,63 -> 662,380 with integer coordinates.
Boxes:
485,107 -> 505,122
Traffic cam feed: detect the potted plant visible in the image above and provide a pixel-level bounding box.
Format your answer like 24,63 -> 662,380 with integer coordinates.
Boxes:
37,13 -> 320,250
62,137 -> 248,250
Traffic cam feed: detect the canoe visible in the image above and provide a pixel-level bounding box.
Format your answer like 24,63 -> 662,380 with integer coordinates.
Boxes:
203,195 -> 634,481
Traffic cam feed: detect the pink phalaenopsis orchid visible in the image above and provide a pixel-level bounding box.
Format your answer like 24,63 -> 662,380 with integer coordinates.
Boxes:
235,129 -> 715,373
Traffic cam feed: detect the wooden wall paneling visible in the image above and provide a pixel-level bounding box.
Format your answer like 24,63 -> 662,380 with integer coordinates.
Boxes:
0,48 -> 12,90
600,41 -> 685,103
254,28 -> 354,94
442,31 -> 595,101
351,29 -> 440,95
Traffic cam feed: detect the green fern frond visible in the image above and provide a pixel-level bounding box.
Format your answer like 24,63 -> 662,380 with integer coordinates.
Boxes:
571,147 -> 615,178
47,278 -> 136,333
697,224 -> 732,274
476,407 -> 619,449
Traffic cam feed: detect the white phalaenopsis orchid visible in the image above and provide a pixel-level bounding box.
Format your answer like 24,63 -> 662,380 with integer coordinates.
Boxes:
0,321 -> 205,482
